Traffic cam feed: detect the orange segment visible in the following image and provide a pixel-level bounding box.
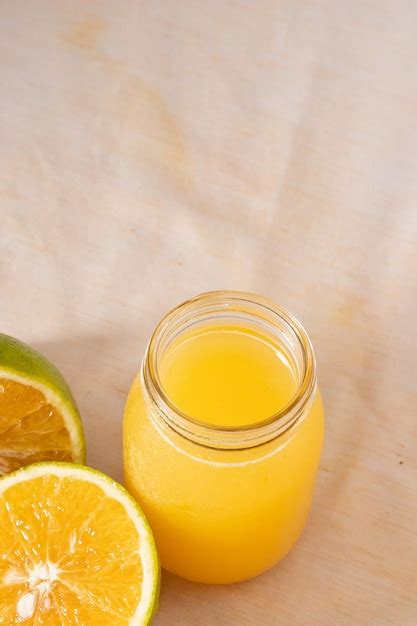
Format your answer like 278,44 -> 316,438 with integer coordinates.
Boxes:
0,464 -> 159,625
0,378 -> 45,420
0,379 -> 72,474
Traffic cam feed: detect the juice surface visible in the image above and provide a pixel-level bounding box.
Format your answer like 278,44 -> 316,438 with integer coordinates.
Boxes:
159,325 -> 298,427
124,322 -> 324,584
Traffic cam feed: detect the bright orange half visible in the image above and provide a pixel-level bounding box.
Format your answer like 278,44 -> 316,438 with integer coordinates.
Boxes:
0,463 -> 160,625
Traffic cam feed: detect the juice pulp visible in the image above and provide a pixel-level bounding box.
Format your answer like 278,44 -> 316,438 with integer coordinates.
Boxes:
124,323 -> 324,583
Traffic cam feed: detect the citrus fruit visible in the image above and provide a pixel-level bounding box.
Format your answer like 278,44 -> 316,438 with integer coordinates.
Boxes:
0,333 -> 85,475
0,462 -> 160,624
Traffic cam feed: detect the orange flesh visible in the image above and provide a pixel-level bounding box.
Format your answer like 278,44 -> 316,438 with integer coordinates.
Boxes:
0,379 -> 72,474
0,474 -> 143,624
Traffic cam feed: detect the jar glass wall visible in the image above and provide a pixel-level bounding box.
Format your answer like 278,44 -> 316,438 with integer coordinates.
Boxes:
123,292 -> 324,584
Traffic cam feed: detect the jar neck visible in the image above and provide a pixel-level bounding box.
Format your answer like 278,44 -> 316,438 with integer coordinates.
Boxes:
143,291 -> 317,450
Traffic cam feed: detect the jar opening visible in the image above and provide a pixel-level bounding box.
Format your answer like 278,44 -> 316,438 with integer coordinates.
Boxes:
143,291 -> 317,449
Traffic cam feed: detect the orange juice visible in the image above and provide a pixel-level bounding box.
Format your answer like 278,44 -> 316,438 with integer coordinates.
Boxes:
159,324 -> 299,427
124,292 -> 324,584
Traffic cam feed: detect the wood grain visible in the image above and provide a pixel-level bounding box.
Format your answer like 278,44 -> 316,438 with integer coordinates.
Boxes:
0,1 -> 416,624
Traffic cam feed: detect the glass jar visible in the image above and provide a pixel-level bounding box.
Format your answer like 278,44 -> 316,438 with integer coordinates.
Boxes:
123,291 -> 324,584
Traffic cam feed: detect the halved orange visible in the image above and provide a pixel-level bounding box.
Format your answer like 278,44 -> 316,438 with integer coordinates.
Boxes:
0,462 -> 160,624
0,334 -> 85,474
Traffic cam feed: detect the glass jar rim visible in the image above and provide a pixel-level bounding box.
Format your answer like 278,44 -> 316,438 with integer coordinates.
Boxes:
143,291 -> 317,449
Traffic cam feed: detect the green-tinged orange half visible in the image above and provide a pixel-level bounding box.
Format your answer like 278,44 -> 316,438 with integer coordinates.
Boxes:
0,463 -> 160,624
0,334 -> 85,475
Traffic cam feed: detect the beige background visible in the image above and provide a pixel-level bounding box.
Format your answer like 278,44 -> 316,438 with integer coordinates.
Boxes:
1,1 -> 417,624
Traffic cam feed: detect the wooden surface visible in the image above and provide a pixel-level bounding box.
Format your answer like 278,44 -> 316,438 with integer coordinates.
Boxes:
1,2 -> 417,624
